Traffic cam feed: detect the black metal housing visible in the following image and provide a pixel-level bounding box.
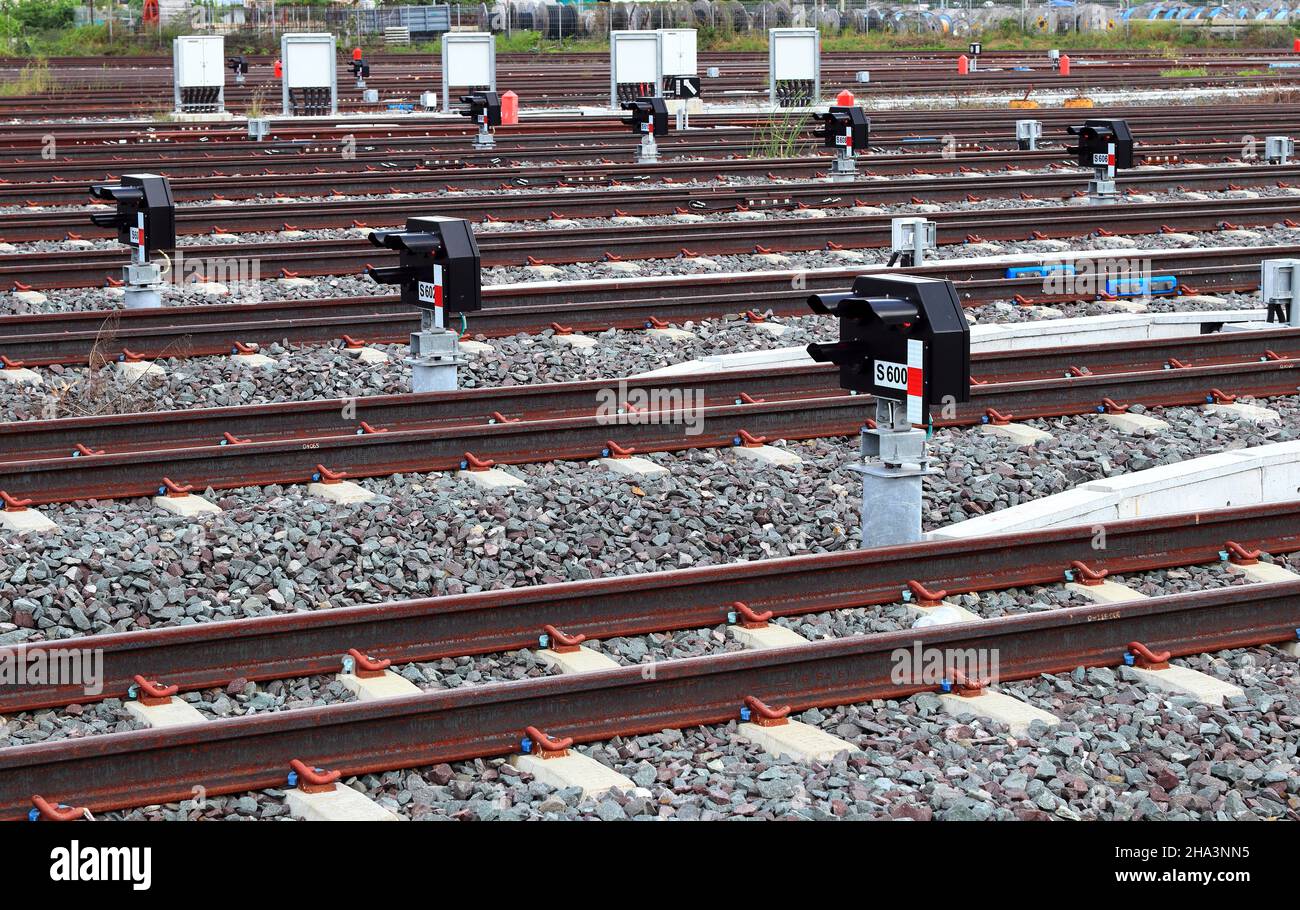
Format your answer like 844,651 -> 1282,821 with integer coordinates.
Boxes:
1066,118 -> 1134,170
621,97 -> 668,137
806,274 -> 971,410
88,173 -> 176,255
459,91 -> 502,128
366,216 -> 482,314
814,105 -> 870,151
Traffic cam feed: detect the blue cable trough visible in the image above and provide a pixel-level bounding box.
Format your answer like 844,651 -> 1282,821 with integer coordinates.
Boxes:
1005,264 -> 1075,279
1106,274 -> 1178,297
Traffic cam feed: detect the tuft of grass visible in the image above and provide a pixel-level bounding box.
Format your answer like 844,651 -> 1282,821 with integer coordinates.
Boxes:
0,60 -> 52,97
748,110 -> 812,160
1159,66 -> 1210,78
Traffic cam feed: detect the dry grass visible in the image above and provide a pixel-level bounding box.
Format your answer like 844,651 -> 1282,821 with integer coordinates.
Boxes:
43,313 -> 189,419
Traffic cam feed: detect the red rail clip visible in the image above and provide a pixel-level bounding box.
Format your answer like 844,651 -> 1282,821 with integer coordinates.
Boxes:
30,795 -> 87,822
132,674 -> 178,706
346,648 -> 391,678
525,726 -> 573,758
743,310 -> 766,324
645,316 -> 670,330
1128,641 -> 1171,670
549,322 -> 573,336
358,421 -> 386,435
946,668 -> 988,698
73,443 -> 104,457
232,341 -> 258,356
1208,388 -> 1237,404
744,695 -> 791,727
313,464 -> 347,485
1,355 -> 24,370
907,580 -> 948,607
738,392 -> 766,404
289,759 -> 341,794
542,624 -> 586,653
1,491 -> 32,512
733,601 -> 773,629
1070,560 -> 1109,586
159,477 -> 192,498
221,432 -> 250,446
1100,398 -> 1129,414
984,408 -> 1014,426
461,452 -> 496,472
1224,541 -> 1260,566
604,440 -> 635,459
735,429 -> 767,448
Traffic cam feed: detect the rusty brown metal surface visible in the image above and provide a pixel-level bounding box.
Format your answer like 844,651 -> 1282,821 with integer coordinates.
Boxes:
2,499 -> 1297,716
1,580 -> 1295,820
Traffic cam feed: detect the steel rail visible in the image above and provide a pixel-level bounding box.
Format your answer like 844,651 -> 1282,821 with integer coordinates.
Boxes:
0,357 -> 1296,505
0,243 -> 1279,366
1,578 -> 1296,819
5,194 -> 1300,289
4,155 -> 1293,240
0,254 -> 1272,375
4,327 -> 1297,466
0,141 -> 1270,209
1,498 -> 1296,715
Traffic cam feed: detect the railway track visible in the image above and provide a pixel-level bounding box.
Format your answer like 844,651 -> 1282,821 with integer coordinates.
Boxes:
4,154 -> 1292,239
1,339 -> 1296,504
6,194 -> 1300,289
8,585 -> 1296,820
0,243 -> 1284,367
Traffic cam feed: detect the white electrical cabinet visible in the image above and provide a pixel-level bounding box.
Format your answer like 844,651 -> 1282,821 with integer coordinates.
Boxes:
173,35 -> 225,114
442,32 -> 496,112
281,32 -> 337,116
769,27 -> 820,107
658,29 -> 697,78
610,30 -> 662,109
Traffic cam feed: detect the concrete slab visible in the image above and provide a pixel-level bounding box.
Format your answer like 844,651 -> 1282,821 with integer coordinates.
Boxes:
346,346 -> 389,365
0,367 -> 41,385
610,216 -> 645,226
0,508 -> 57,534
737,720 -> 859,762
124,697 -> 207,728
153,493 -> 221,516
731,444 -> 803,467
908,602 -> 983,624
751,321 -> 789,336
646,327 -> 695,341
337,669 -> 421,701
458,340 -> 495,355
1205,402 -> 1281,423
1067,580 -> 1147,603
457,467 -> 526,490
683,257 -> 720,270
538,646 -> 621,674
604,261 -> 642,275
730,623 -> 809,650
1097,411 -> 1169,434
980,422 -> 1053,445
1103,299 -> 1150,314
277,277 -> 316,289
939,690 -> 1060,737
552,333 -> 599,349
1131,665 -> 1244,706
308,480 -> 375,505
597,456 -> 668,477
115,360 -> 165,381
13,290 -> 48,306
509,752 -> 633,798
285,785 -> 402,821
753,253 -> 791,266
190,282 -> 229,297
672,212 -> 706,223
547,218 -> 580,228
527,265 -> 564,280
231,352 -> 275,369
1278,641 -> 1300,657
1227,561 -> 1300,583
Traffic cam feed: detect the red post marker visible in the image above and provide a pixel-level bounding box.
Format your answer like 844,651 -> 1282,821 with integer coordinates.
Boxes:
273,59 -> 282,79
501,90 -> 519,125
1059,54 -> 1070,76
835,89 -> 855,106
352,47 -> 363,62
957,54 -> 969,75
